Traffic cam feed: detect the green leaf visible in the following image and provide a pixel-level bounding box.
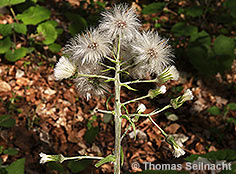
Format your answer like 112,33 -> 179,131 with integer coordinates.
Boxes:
0,0 -> 25,7
121,84 -> 137,91
37,22 -> 57,45
68,160 -> 92,173
185,6 -> 203,17
0,37 -> 11,54
207,106 -> 221,116
0,115 -> 16,128
12,23 -> 27,35
47,162 -> 64,173
185,150 -> 236,162
171,23 -> 197,37
0,24 -> 12,36
65,13 -> 87,36
189,30 -> 211,45
225,0 -> 236,18
6,158 -> 25,174
48,43 -> 61,53
142,2 -> 166,14
214,35 -> 235,57
0,146 -> 4,154
121,114 -> 136,140
16,5 -> 51,25
3,148 -> 18,156
84,126 -> 99,144
227,117 -> 236,125
227,103 -> 236,110
5,47 -> 27,62
95,155 -> 115,168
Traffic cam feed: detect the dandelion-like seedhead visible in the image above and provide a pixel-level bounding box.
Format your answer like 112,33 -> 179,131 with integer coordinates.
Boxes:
63,28 -> 112,65
54,56 -> 77,81
99,4 -> 141,41
74,66 -> 109,100
131,31 -> 174,78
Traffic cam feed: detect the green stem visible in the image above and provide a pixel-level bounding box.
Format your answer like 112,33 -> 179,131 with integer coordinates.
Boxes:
128,104 -> 172,117
148,115 -> 167,137
123,78 -> 157,85
114,35 -> 122,174
78,74 -> 114,81
64,156 -> 104,161
122,95 -> 149,106
96,109 -> 113,115
120,124 -> 131,141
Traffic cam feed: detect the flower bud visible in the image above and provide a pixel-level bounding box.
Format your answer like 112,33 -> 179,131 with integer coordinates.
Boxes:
170,89 -> 193,109
158,66 -> 179,83
137,103 -> 146,113
148,85 -> 166,99
39,153 -> 65,164
165,135 -> 185,158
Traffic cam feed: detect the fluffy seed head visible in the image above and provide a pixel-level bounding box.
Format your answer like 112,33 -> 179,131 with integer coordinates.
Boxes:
74,65 -> 109,100
131,31 -> 174,77
99,4 -> 141,41
54,56 -> 76,81
182,89 -> 194,102
63,28 -> 112,65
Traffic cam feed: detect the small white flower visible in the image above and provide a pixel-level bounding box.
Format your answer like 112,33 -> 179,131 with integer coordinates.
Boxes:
99,4 -> 141,41
137,103 -> 146,113
63,28 -> 112,65
54,56 -> 76,81
39,152 -> 52,164
182,89 -> 194,102
159,85 -> 167,94
131,31 -> 174,78
173,144 -> 185,158
74,65 -> 109,100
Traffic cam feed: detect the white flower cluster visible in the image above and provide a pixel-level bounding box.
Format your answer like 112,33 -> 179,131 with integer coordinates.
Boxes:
54,4 -> 178,100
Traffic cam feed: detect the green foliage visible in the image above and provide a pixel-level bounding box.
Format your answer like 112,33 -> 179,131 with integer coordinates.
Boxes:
0,115 -> 16,128
12,23 -> 27,35
0,37 -> 12,54
185,6 -> 203,17
207,106 -> 221,116
95,155 -> 115,168
185,149 -> 236,162
225,0 -> 236,18
5,47 -> 29,62
171,23 -> 198,37
0,0 -> 25,7
48,43 -> 61,53
47,162 -> 64,173
0,24 -> 12,36
6,158 -> 25,174
67,160 -> 92,173
65,13 -> 87,36
37,21 -> 57,45
84,126 -> 99,144
3,148 -> 18,156
142,2 -> 166,14
16,5 -> 50,25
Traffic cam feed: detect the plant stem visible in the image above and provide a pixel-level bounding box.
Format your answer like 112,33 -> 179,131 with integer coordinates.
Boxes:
114,35 -> 122,174
78,74 -> 114,81
128,104 -> 172,117
148,115 -> 167,137
123,78 -> 157,85
122,94 -> 149,106
64,156 -> 104,161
